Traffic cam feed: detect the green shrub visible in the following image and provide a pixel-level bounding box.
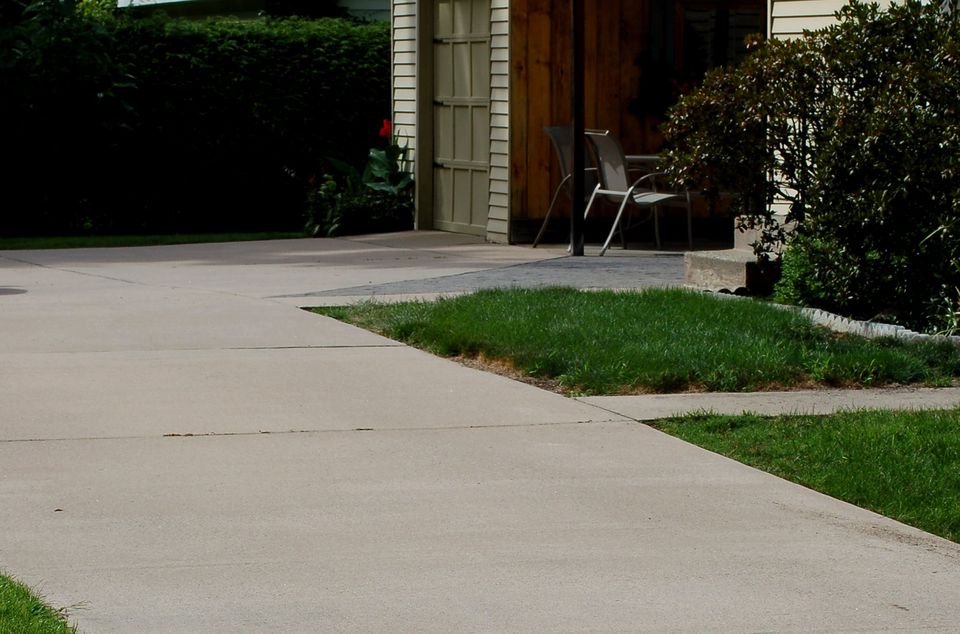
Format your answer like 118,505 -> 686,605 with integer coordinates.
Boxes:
304,130 -> 414,237
774,237 -> 864,317
322,189 -> 412,237
0,4 -> 390,236
664,0 -> 960,332
304,175 -> 413,238
795,2 -> 960,330
663,33 -> 827,258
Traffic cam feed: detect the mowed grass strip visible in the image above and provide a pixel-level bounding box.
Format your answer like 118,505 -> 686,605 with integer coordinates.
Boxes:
0,574 -> 76,634
657,409 -> 960,543
315,288 -> 960,394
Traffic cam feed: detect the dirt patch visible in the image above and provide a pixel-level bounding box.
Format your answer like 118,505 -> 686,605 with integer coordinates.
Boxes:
450,353 -> 949,397
452,354 -> 568,394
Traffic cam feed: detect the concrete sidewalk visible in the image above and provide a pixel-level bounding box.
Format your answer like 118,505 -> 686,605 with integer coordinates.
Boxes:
1,232 -> 959,633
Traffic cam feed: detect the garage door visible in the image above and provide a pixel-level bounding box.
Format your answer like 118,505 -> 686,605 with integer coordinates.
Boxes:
432,0 -> 490,235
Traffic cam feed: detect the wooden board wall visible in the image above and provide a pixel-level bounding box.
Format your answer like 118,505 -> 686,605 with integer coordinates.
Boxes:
509,0 -> 655,224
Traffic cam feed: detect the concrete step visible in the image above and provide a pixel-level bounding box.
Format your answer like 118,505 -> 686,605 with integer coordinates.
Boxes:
684,248 -> 780,294
734,226 -> 761,251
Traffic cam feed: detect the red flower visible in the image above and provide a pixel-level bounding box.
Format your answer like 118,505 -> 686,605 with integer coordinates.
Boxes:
379,119 -> 392,138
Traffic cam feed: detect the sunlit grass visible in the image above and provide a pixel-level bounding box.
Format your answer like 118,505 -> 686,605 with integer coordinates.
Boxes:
314,287 -> 960,394
657,408 -> 960,542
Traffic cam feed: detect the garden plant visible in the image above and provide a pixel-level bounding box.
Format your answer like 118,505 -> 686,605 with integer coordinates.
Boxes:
304,119 -> 414,237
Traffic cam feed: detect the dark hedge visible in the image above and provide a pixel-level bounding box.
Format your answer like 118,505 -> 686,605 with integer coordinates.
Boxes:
1,7 -> 390,235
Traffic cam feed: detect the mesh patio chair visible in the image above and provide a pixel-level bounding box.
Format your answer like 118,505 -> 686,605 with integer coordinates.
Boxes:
584,129 -> 692,255
532,126 -> 600,248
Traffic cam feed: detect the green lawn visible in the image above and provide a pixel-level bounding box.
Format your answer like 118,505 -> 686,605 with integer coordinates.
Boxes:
0,231 -> 305,251
0,574 -> 76,634
314,287 -> 960,394
657,408 -> 960,543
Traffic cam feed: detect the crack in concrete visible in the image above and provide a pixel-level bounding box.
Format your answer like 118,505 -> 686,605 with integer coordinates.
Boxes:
0,417 -> 630,445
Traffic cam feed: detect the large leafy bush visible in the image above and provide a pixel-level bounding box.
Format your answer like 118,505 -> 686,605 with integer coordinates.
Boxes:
1,0 -> 135,234
1,3 -> 390,235
663,0 -> 960,333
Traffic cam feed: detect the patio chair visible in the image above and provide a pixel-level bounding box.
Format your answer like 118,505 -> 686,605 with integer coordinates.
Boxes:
584,129 -> 692,255
532,126 -> 600,248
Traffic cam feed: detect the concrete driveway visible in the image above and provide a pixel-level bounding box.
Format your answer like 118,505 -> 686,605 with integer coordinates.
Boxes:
1,232 -> 959,632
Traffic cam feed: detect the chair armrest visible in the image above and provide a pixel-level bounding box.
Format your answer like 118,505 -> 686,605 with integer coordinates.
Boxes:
628,171 -> 668,189
626,155 -> 662,177
626,154 -> 663,165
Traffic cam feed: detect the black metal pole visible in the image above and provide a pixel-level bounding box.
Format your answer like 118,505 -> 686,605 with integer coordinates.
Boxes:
570,0 -> 585,256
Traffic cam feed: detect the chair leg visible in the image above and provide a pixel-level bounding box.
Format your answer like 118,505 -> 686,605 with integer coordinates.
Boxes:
619,209 -> 629,250
533,174 -> 571,248
653,205 -> 662,249
599,197 -> 631,256
571,185 -> 602,253
583,184 -> 600,219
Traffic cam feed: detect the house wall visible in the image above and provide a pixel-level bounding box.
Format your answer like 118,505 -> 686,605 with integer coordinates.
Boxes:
508,0 -> 767,243
392,0 -> 509,242
393,0 -> 771,244
764,0 -> 896,227
391,0 -> 418,158
509,0 -> 652,239
769,0 -> 847,37
487,0 -> 510,241
769,0 -> 897,39
395,0 -> 660,243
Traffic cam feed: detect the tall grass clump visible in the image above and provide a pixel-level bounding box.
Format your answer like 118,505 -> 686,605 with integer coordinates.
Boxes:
0,573 -> 77,633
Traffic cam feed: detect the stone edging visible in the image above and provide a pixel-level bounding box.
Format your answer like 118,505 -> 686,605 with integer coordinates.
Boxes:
789,305 -> 960,345
709,291 -> 960,345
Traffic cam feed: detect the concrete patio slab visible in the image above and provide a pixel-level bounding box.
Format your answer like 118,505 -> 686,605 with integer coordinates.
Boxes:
3,422 -> 958,633
287,251 -> 684,300
0,233 -> 567,303
0,284 -> 389,353
0,346 -> 613,441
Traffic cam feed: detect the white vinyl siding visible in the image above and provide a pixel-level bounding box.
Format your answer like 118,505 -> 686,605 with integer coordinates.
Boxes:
392,1 -> 418,168
770,0 -> 898,39
393,0 -> 507,241
486,0 -> 510,242
769,0 -> 846,38
767,0 -> 842,221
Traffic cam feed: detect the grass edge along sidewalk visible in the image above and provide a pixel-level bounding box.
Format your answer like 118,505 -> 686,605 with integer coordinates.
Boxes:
316,289 -> 960,543
657,408 -> 960,544
313,287 -> 960,395
0,573 -> 77,634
